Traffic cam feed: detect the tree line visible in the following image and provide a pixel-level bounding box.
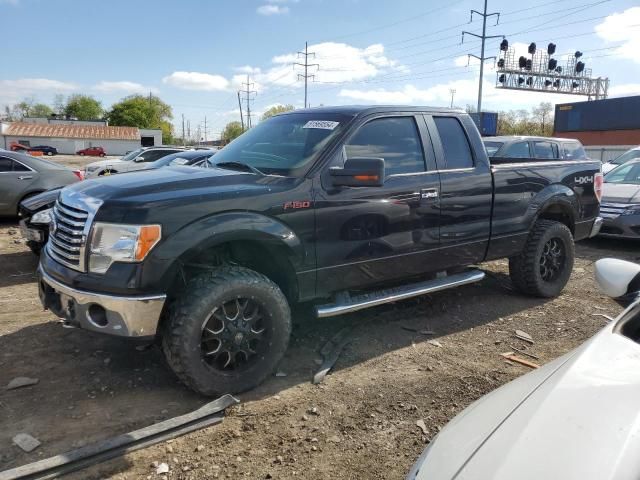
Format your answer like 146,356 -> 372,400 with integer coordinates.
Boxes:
3,94 -> 175,144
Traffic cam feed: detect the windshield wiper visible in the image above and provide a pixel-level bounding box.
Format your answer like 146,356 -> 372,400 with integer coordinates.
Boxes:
214,161 -> 264,176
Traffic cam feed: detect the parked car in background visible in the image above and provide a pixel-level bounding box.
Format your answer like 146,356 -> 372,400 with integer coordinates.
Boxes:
10,142 -> 30,152
598,159 -> 640,238
147,148 -> 217,169
18,188 -> 61,255
601,146 -> 640,174
483,136 -> 587,161
0,151 -> 81,216
407,258 -> 640,480
28,145 -> 58,156
83,146 -> 185,177
77,146 -> 106,157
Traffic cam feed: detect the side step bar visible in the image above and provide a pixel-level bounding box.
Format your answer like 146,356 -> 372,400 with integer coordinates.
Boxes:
315,270 -> 485,318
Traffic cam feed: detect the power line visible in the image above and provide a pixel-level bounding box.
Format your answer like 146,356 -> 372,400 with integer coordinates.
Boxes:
239,75 -> 257,128
295,41 -> 319,108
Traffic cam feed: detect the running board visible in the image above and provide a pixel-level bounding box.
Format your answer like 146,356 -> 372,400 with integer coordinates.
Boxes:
315,270 -> 485,318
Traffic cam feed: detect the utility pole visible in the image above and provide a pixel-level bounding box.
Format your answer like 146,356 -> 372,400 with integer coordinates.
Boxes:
295,41 -> 319,108
187,120 -> 191,143
462,0 -> 503,113
181,114 -> 185,146
449,89 -> 456,108
203,116 -> 208,143
240,75 -> 257,128
237,91 -> 245,130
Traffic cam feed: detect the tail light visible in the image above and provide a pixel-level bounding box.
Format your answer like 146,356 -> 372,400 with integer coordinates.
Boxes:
73,170 -> 84,181
594,172 -> 603,203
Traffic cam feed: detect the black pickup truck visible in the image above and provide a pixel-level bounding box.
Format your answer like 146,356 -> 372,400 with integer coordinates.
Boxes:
38,106 -> 603,395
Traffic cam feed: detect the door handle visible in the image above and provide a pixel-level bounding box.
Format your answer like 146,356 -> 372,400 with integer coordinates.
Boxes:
421,188 -> 438,200
18,176 -> 33,180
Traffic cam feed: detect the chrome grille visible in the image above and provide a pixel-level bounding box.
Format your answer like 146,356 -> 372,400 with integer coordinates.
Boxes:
600,202 -> 628,219
48,199 -> 89,271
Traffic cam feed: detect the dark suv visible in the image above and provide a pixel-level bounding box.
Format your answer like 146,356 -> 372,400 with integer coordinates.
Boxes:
484,136 -> 587,161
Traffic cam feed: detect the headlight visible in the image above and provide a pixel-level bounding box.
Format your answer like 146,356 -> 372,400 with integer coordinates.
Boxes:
86,166 -> 99,173
622,204 -> 640,216
89,223 -> 161,274
31,208 -> 52,224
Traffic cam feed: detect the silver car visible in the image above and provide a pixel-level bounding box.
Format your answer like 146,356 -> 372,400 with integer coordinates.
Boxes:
599,159 -> 640,238
0,151 -> 81,216
83,147 -> 185,177
407,258 -> 640,480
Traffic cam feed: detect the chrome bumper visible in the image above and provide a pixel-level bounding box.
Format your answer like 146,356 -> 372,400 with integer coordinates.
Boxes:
38,268 -> 166,337
590,216 -> 603,238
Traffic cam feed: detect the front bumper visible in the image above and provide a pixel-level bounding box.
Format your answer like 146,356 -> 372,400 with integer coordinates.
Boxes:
19,219 -> 46,243
599,214 -> 640,239
589,216 -> 603,238
38,267 -> 166,337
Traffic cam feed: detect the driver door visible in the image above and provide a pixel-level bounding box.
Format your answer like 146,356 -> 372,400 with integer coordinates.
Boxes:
314,114 -> 441,294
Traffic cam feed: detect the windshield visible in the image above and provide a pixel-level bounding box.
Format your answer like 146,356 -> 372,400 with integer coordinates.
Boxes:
483,141 -> 503,156
121,148 -> 144,162
212,113 -> 352,176
610,149 -> 640,165
605,161 -> 640,185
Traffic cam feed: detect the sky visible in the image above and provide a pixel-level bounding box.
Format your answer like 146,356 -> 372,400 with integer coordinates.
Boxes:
1,0 -> 639,140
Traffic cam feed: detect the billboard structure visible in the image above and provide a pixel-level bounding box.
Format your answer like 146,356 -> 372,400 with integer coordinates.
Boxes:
495,41 -> 609,100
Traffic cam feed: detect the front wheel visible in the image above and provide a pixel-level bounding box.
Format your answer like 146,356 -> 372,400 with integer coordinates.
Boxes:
509,220 -> 575,298
162,266 -> 291,396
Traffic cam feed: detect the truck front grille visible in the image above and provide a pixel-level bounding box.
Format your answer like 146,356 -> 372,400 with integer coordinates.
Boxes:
48,200 -> 89,271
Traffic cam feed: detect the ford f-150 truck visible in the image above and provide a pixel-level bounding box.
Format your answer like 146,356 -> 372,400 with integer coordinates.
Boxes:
37,106 -> 603,396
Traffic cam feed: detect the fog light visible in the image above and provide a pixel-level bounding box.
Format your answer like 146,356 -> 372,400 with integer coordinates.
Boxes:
87,304 -> 108,327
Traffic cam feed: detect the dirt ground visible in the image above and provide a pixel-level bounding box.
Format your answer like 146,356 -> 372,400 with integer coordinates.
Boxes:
0,216 -> 638,479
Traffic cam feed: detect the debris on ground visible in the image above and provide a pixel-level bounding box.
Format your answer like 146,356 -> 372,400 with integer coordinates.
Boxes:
415,419 -> 428,435
156,462 -> 169,474
6,377 -> 39,390
12,433 -> 41,452
501,352 -> 540,369
591,313 -> 615,322
312,327 -> 352,384
508,345 -> 540,360
514,330 -> 534,343
426,339 -> 443,348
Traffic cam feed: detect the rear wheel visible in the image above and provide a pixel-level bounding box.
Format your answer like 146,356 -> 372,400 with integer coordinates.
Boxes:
162,266 -> 291,396
99,153 -> 105,157
46,151 -> 53,156
509,220 -> 574,298
79,153 -> 85,156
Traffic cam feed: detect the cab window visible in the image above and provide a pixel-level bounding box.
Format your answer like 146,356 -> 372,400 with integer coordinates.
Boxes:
345,117 -> 426,176
533,141 -> 559,159
433,117 -> 474,169
504,142 -> 531,158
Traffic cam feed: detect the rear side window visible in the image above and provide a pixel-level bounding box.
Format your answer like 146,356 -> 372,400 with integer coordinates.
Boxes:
504,142 -> 530,158
433,117 -> 473,169
13,161 -> 30,172
533,141 -> 559,159
0,157 -> 13,172
346,117 -> 426,176
562,142 -> 586,160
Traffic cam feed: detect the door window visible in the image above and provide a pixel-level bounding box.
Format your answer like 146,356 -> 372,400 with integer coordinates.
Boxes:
12,161 -> 30,172
0,157 -> 13,172
503,142 -> 531,158
345,117 -> 426,176
533,141 -> 559,159
433,117 -> 474,169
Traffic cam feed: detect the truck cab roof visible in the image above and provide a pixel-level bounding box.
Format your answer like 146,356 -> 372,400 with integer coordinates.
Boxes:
277,105 -> 466,117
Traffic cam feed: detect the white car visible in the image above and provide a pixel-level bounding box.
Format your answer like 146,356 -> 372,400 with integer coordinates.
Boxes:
83,147 -> 184,177
602,146 -> 640,174
407,258 -> 640,480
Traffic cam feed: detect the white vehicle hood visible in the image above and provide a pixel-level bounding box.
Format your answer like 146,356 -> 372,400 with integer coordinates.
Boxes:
85,158 -> 127,170
413,318 -> 640,480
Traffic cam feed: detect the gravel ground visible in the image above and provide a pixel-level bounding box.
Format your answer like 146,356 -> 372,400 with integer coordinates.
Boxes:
1,217 -> 638,479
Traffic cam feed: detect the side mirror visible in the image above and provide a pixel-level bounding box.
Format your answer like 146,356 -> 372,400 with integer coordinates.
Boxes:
330,157 -> 385,187
135,156 -> 145,162
595,258 -> 640,298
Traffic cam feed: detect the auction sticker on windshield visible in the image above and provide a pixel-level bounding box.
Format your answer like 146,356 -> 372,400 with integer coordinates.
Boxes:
303,120 -> 340,130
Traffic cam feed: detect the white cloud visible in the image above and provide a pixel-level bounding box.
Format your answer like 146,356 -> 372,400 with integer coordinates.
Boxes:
93,81 -> 157,94
257,4 -> 289,15
0,78 -> 77,92
595,7 -> 640,64
162,71 -> 230,91
234,65 -> 262,74
0,0 -> 19,5
609,83 -> 640,97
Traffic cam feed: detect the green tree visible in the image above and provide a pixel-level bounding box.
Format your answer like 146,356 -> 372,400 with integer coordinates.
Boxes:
106,94 -> 174,143
3,98 -> 51,120
221,121 -> 244,142
30,103 -> 53,118
64,94 -> 103,120
261,104 -> 295,121
53,94 -> 65,115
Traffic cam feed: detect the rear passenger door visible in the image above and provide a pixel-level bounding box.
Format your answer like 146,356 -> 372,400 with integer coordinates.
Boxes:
0,156 -> 37,215
533,141 -> 559,160
425,115 -> 493,267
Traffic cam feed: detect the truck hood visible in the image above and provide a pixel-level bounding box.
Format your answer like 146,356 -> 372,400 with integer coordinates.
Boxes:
411,311 -> 640,480
602,183 -> 640,203
62,166 -> 295,225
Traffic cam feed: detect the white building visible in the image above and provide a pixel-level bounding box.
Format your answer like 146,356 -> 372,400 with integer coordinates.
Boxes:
0,121 -> 163,155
